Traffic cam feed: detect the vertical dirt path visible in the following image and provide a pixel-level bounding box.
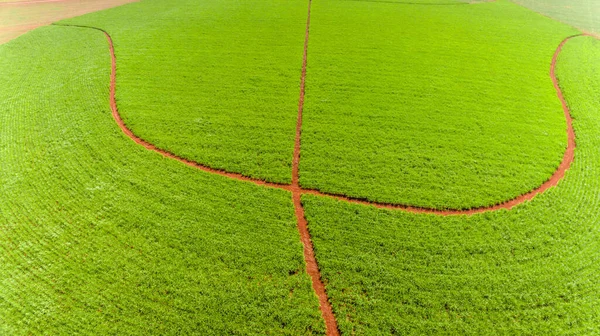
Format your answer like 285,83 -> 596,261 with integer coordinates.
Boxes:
291,1 -> 340,334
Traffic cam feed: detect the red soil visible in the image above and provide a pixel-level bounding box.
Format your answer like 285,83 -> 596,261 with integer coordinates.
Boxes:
291,1 -> 340,335
1,0 -> 69,5
0,0 -> 137,45
58,20 -> 581,336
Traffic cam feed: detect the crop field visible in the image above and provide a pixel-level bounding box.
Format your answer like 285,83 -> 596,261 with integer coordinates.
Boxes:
1,0 -> 600,335
304,34 -> 600,334
301,0 -> 575,210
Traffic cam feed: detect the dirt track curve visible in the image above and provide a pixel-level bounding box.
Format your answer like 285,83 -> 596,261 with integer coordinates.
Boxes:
79,26 -> 578,218
52,3 -> 584,335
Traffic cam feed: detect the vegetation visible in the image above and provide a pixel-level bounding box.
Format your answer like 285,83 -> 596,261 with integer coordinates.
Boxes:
0,26 -> 324,335
304,35 -> 600,335
61,0 -> 309,184
301,0 -> 577,210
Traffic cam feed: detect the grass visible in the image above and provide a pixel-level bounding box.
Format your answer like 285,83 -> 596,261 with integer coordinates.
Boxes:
60,0 -> 309,184
513,0 -> 600,34
301,0 -> 577,210
303,34 -> 600,335
0,26 -> 324,335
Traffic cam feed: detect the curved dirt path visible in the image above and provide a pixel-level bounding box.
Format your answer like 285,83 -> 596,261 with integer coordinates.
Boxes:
93,26 -> 577,217
54,11 -> 581,336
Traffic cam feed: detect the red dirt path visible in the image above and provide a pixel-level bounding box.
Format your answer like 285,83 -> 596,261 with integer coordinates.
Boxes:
59,16 -> 338,334
290,1 -> 340,334
55,16 -> 581,336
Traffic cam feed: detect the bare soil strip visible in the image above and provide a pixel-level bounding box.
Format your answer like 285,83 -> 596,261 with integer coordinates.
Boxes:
1,0 -> 69,5
0,0 -> 137,44
53,14 -> 579,336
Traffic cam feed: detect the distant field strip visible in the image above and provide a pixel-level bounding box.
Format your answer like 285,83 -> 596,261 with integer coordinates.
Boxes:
0,0 -> 137,44
338,0 -> 493,4
0,0 -> 67,4
337,0 -> 466,4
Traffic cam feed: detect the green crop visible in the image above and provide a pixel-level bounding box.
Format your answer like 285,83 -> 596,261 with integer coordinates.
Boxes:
61,0 -> 309,184
303,35 -> 600,335
301,0 -> 577,210
0,26 -> 324,335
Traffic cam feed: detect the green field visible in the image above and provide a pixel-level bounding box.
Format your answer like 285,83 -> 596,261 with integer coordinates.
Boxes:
0,26 -> 323,334
301,0 -> 576,210
304,35 -> 600,334
2,0 -> 600,334
60,0 -> 578,209
58,0 -> 308,184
